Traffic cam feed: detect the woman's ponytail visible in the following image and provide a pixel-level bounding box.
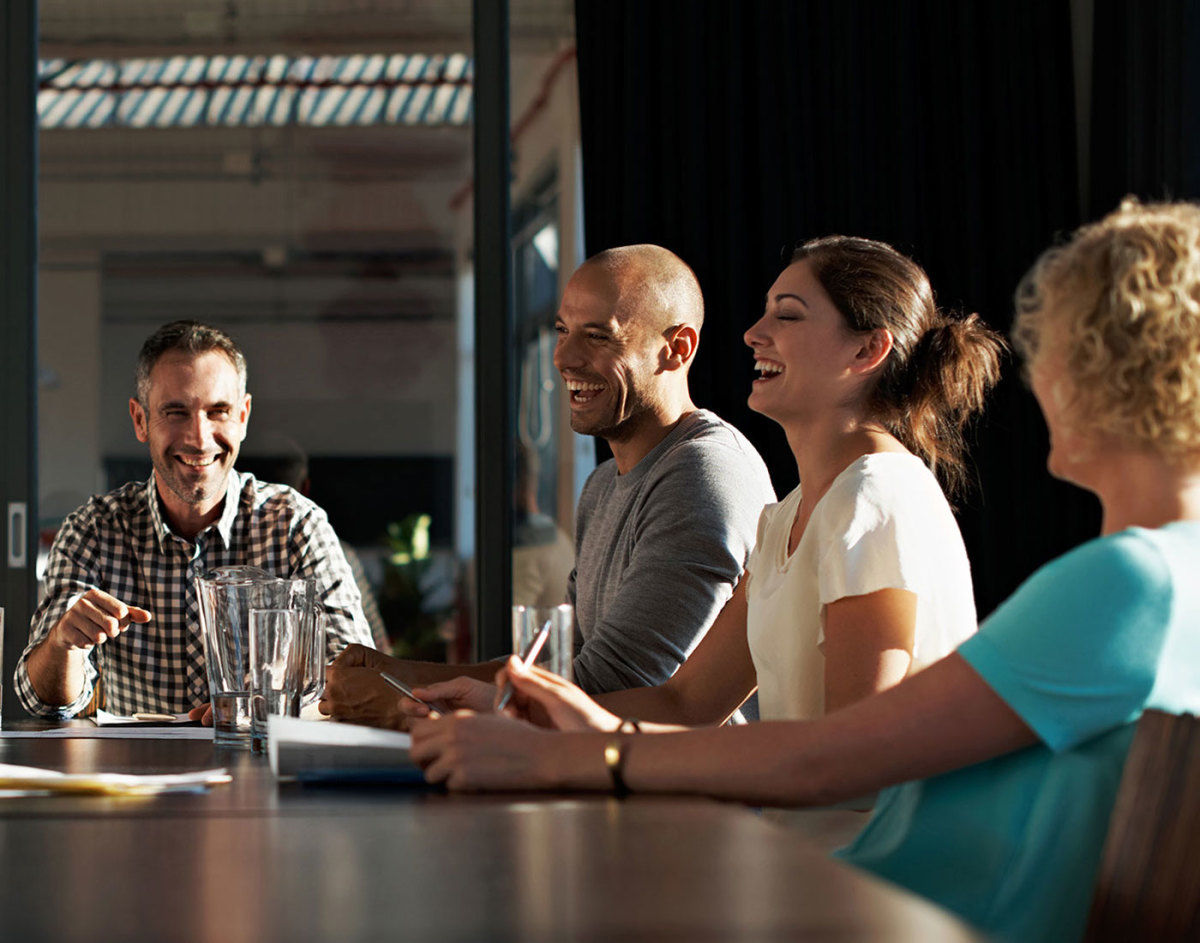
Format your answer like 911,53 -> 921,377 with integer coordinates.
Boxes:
795,236 -> 1005,498
898,313 -> 1006,498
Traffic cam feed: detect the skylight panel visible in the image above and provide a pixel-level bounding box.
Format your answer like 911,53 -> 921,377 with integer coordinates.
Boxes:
37,53 -> 473,130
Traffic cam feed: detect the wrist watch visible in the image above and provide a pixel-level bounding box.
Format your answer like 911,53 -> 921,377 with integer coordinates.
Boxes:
604,718 -> 641,797
604,738 -> 631,798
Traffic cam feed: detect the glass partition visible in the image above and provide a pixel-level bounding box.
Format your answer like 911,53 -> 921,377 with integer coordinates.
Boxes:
21,1 -> 581,710
34,1 -> 474,667
506,25 -> 590,623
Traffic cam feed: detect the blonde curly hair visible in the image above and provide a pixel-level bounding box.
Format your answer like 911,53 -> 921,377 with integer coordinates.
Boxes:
1013,199 -> 1200,462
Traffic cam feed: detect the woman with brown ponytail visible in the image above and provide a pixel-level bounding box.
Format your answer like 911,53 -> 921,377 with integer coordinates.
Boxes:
412,235 -> 1004,732
737,236 -> 1002,723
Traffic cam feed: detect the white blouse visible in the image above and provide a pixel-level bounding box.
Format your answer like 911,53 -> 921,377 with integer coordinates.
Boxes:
745,452 -> 978,722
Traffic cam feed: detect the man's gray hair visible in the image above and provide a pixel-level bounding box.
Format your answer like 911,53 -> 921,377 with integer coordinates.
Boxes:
135,320 -> 247,406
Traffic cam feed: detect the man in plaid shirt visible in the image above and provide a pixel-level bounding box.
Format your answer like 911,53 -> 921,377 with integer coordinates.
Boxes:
14,321 -> 373,719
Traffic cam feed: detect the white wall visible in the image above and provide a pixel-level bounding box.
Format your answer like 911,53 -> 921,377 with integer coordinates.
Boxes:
38,255 -> 104,521
37,122 -> 468,516
39,176 -> 462,255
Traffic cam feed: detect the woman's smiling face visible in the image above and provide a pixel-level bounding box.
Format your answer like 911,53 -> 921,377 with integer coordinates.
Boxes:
743,259 -> 862,424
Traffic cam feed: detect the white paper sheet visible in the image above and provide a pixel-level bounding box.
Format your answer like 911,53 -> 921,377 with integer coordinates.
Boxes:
0,762 -> 230,797
94,709 -> 195,726
0,725 -> 214,740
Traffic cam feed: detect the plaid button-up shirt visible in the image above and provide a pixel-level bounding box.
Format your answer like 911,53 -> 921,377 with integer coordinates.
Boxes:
15,471 -> 373,718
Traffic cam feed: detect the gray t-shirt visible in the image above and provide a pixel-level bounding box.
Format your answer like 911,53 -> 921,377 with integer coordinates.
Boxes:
569,409 -> 776,694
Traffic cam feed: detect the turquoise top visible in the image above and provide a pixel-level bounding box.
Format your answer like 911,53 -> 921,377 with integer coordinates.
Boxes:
837,523 -> 1200,942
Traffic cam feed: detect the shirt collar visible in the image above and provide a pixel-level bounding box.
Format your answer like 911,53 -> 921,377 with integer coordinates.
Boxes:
146,470 -> 243,552
212,471 -> 243,548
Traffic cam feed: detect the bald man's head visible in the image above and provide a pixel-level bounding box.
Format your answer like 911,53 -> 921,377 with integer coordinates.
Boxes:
554,245 -> 703,448
580,245 -> 704,341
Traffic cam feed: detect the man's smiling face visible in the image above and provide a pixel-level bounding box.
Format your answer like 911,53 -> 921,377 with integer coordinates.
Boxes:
552,264 -> 665,443
130,349 -> 251,522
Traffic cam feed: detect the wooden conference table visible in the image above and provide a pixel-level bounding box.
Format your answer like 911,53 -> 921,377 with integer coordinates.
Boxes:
0,726 -> 983,943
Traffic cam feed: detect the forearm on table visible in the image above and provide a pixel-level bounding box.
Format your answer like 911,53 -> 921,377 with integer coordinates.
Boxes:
535,720 -> 882,806
648,662 -> 1032,801
24,638 -> 88,707
529,723 -> 812,801
626,724 -> 832,804
550,655 -> 1038,806
618,719 -> 911,806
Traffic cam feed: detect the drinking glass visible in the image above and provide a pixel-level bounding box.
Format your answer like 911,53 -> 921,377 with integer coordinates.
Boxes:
511,604 -> 574,681
197,568 -> 315,748
288,604 -> 327,714
249,608 -> 300,753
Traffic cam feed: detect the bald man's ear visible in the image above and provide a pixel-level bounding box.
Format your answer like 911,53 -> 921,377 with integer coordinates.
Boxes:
663,324 -> 699,370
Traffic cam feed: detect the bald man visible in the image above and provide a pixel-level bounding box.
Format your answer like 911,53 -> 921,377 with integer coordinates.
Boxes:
322,245 -> 775,728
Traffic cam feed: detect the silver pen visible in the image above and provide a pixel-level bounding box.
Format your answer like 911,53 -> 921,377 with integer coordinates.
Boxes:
495,618 -> 552,712
379,671 -> 446,717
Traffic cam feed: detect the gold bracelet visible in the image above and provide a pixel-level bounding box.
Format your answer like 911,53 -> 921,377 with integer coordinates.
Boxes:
604,738 -> 631,798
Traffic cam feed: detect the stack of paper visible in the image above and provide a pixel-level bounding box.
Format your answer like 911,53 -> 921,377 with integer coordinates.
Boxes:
0,763 -> 231,797
0,725 -> 213,740
268,715 -> 425,784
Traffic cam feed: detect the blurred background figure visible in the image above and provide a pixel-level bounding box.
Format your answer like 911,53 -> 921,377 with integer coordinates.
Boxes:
246,434 -> 390,652
512,441 -> 574,609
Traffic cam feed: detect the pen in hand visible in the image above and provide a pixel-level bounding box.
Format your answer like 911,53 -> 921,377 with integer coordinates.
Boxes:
495,619 -> 552,713
378,671 -> 446,718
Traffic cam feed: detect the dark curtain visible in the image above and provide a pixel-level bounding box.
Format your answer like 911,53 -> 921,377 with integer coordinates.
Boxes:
1089,0 -> 1200,214
574,0 -> 1095,617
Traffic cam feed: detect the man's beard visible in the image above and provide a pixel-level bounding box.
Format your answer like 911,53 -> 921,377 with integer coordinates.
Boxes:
571,399 -> 651,444
152,451 -> 229,507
